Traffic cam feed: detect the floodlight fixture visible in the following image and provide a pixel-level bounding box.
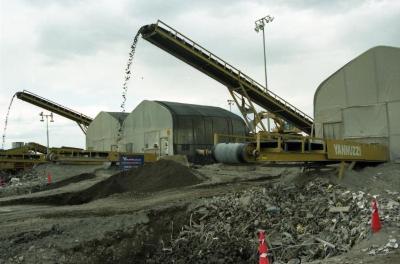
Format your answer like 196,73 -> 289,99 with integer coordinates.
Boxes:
39,112 -> 55,153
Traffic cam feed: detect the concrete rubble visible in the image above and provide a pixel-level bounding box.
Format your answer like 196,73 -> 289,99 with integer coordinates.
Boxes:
145,178 -> 399,263
0,171 -> 45,197
364,238 -> 398,256
0,164 -> 103,198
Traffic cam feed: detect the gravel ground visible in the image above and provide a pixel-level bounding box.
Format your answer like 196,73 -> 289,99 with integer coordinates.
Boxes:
0,161 -> 398,263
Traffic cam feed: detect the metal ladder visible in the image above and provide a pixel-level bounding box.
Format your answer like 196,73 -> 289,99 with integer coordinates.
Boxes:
141,20 -> 314,134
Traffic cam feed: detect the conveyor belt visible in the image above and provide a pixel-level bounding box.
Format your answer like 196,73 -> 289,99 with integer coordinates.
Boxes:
141,20 -> 313,134
16,90 -> 93,133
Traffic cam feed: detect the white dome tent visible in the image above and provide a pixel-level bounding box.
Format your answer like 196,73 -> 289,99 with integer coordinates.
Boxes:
314,46 -> 400,161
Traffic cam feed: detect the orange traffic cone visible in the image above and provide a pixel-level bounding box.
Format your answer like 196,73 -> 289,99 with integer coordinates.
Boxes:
47,172 -> 52,184
371,198 -> 381,233
258,230 -> 269,264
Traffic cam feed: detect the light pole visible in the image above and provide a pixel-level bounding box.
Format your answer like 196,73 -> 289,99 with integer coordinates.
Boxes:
255,15 -> 274,132
255,15 -> 274,91
227,99 -> 234,112
40,112 -> 54,154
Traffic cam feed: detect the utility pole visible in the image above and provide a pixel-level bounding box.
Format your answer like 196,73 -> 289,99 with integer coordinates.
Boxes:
255,15 -> 274,132
40,112 -> 54,154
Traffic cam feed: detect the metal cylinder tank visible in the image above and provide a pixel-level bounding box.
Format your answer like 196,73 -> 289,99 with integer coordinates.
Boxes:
212,143 -> 256,164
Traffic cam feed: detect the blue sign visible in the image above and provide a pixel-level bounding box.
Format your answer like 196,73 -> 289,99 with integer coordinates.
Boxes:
119,155 -> 144,170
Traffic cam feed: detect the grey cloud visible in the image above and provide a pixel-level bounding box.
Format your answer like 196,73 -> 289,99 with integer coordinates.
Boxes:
127,0 -> 238,20
273,0 -> 367,12
127,0 -> 364,19
20,0 -> 87,7
338,12 -> 400,52
36,13 -> 138,60
134,21 -> 309,72
34,0 -> 367,63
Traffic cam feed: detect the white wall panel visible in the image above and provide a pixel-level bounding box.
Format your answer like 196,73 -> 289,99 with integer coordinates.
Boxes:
376,48 -> 400,102
122,100 -> 173,155
388,101 -> 400,135
314,46 -> 400,160
342,105 -> 388,138
314,72 -> 347,112
344,52 -> 378,106
86,112 -> 121,151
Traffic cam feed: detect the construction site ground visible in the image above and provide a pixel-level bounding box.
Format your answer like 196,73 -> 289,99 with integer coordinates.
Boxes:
0,160 -> 399,264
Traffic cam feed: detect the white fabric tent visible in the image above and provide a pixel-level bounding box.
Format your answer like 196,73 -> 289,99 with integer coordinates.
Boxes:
121,100 -> 174,155
86,112 -> 128,151
314,46 -> 400,161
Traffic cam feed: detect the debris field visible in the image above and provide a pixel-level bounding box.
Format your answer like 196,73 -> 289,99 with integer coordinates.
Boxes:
0,161 -> 399,264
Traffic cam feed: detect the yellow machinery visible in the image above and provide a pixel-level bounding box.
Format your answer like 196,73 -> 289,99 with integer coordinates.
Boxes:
5,91 -> 158,171
47,148 -> 157,164
0,143 -> 157,172
213,133 -> 388,164
0,142 -> 48,171
140,21 -> 389,166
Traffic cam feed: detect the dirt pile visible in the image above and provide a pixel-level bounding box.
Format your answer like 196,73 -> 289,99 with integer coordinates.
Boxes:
334,163 -> 400,196
0,160 -> 201,206
91,159 -> 201,195
143,178 -> 399,263
36,159 -> 202,205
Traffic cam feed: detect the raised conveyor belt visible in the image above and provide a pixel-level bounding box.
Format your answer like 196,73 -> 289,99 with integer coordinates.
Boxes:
16,90 -> 93,133
141,20 -> 313,134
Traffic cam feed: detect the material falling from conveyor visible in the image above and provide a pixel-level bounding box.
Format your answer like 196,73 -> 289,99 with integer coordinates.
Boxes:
16,90 -> 93,134
140,20 -> 314,134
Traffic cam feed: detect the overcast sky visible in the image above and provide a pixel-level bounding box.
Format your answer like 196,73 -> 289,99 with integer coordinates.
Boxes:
1,0 -> 399,149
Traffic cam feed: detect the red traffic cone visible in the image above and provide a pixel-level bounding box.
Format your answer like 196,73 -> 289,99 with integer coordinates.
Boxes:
258,230 -> 269,264
47,172 -> 52,184
371,198 -> 381,233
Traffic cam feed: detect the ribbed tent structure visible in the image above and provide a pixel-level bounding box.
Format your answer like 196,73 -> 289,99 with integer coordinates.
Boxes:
85,101 -> 247,162
86,112 -> 128,151
314,46 -> 400,161
121,100 -> 247,162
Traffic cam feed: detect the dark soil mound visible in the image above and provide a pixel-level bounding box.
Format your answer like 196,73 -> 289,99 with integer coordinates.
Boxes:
90,159 -> 201,196
2,160 -> 202,206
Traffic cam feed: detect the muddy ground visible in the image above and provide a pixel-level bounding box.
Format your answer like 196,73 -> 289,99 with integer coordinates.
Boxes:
0,161 -> 399,263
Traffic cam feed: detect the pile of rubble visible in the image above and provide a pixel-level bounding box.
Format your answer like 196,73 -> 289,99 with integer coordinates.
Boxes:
363,238 -> 398,256
147,178 -> 399,263
0,170 -> 46,197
